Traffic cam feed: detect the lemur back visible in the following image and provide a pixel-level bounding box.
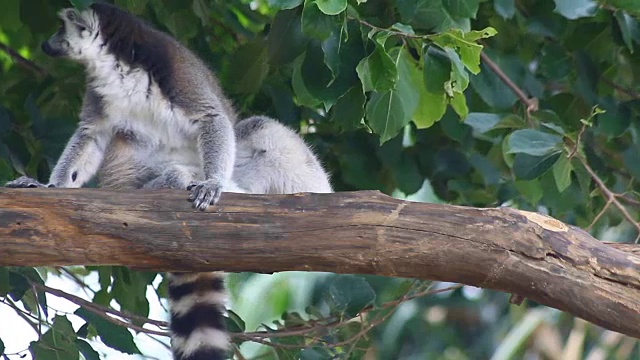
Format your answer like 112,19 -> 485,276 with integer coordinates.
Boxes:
6,4 -> 332,360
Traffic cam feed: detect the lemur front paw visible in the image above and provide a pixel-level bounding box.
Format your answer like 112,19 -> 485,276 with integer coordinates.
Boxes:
187,179 -> 223,211
5,176 -> 55,188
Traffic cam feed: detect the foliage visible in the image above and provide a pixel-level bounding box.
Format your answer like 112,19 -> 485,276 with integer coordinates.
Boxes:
1,0 -> 640,359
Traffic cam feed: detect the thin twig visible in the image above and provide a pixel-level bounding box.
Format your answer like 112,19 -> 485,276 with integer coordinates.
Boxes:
0,297 -> 41,334
33,282 -> 170,336
615,194 -> 640,208
481,43 -> 640,241
56,267 -> 96,296
0,42 -> 47,77
31,280 -> 461,351
587,198 -> 613,231
480,52 -> 539,119
577,155 -> 640,241
32,281 -> 168,328
600,77 -> 640,100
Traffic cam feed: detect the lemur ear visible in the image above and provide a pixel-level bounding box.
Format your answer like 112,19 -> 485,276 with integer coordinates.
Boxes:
59,8 -> 80,22
59,8 -> 91,36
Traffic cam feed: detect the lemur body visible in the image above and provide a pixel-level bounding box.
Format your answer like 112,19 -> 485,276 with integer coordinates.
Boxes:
6,4 -> 331,360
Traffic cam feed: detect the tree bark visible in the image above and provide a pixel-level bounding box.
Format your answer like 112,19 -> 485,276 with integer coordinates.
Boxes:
0,188 -> 639,338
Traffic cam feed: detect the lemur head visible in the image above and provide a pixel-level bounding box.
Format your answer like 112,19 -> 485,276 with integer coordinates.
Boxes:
42,3 -> 156,68
41,7 -> 100,61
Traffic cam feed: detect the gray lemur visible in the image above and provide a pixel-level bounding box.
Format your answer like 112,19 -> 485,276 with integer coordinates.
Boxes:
6,3 -> 332,360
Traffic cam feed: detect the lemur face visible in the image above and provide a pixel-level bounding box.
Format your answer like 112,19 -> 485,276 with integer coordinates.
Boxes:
42,8 -> 100,62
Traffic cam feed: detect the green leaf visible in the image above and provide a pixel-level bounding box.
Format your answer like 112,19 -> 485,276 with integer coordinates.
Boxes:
444,47 -> 469,93
356,42 -> 398,93
464,113 -> 501,133
364,48 -> 422,144
315,0 -> 347,15
415,47 -> 450,128
268,8 -> 309,66
554,0 -> 598,19
331,86 -> 366,130
395,48 -> 421,122
553,154 -> 573,192
606,1 -> 640,17
444,0 -> 481,18
165,8 -> 199,39
414,88 -> 446,129
98,267 -> 112,290
111,267 -> 154,321
328,275 -> 376,318
302,0 -> 339,40
0,268 -> 9,296
75,308 -> 141,355
539,43 -> 571,81
322,24 -> 347,78
366,91 -> 407,144
301,43 -> 341,101
268,0 -> 303,9
226,40 -> 270,94
515,180 -> 544,206
450,91 -> 468,119
397,0 -> 471,32
470,51 -> 521,109
494,0 -> 516,19
292,55 -> 321,107
427,28 -> 496,75
623,144 -> 640,178
75,339 -> 100,360
0,338 -> 4,356
512,152 -> 562,180
29,315 -> 79,360
225,310 -> 246,333
8,267 -> 44,303
507,129 -> 563,156
394,153 -> 423,195
423,47 -> 451,95
615,11 -> 640,53
192,0 -> 209,26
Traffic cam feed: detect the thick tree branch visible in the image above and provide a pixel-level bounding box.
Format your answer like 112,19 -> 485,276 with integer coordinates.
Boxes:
0,188 -> 639,339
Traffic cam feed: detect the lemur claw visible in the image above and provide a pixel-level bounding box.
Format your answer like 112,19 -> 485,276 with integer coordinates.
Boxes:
187,180 -> 223,211
5,176 -> 54,188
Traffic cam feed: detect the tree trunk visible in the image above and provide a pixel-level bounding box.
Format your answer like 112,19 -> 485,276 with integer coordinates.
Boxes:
1,188 -> 639,338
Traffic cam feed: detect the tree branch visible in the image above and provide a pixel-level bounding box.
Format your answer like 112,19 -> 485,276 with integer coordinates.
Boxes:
0,43 -> 47,77
0,188 -> 639,339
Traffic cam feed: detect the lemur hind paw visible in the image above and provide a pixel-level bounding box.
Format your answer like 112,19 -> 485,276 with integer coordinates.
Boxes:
187,179 -> 223,211
5,176 -> 55,188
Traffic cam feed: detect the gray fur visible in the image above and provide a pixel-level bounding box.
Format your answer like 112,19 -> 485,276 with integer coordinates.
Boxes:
6,4 -> 332,360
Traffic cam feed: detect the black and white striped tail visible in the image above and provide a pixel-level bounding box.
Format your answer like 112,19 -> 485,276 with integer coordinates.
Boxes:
168,272 -> 229,360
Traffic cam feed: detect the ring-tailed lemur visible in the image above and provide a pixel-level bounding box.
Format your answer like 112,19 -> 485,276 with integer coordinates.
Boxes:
6,3 -> 332,360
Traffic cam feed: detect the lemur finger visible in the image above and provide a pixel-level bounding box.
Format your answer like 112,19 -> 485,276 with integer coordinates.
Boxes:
192,187 -> 209,209
6,176 -> 44,188
198,189 -> 218,211
188,184 -> 203,201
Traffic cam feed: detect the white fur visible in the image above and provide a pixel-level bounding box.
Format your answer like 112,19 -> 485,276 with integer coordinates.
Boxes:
169,291 -> 227,317
234,119 -> 333,194
89,49 -> 201,168
171,328 -> 230,355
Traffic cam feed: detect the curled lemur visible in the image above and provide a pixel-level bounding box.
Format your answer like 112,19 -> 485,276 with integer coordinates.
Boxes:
6,3 -> 332,360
